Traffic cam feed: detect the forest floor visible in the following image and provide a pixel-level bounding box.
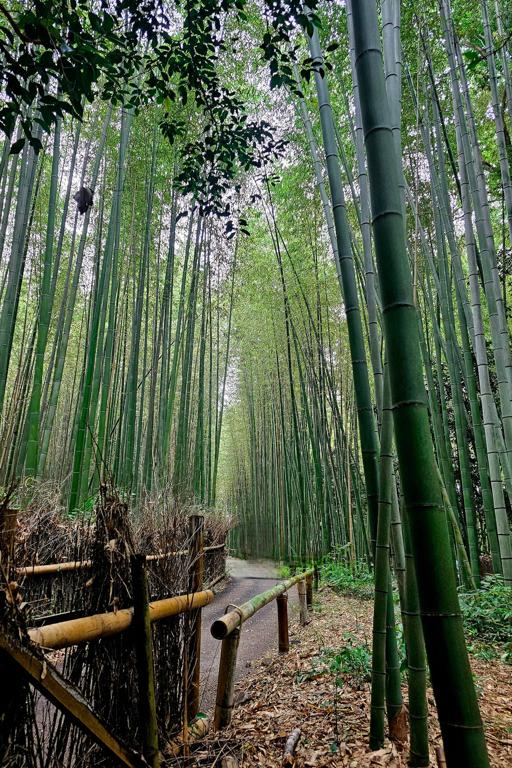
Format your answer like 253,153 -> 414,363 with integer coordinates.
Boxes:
184,585 -> 512,767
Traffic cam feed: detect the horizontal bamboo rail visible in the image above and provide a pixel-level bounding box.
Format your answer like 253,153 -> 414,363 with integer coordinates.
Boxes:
15,543 -> 225,577
28,589 -> 215,650
211,569 -> 313,640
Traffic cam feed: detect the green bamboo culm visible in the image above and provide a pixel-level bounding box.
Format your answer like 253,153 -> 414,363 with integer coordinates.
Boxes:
369,366 -> 402,749
351,2 -> 489,765
306,13 -> 380,552
24,117 -> 61,475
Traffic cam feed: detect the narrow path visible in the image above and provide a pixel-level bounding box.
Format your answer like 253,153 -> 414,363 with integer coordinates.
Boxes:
199,558 -> 299,713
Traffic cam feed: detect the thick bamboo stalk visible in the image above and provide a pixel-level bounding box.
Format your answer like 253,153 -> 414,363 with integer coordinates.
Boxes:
210,570 -> 313,640
351,2 -> 490,764
28,589 -> 214,650
131,555 -> 160,768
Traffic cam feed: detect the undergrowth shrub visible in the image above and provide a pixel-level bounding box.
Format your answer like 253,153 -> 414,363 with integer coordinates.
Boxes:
326,636 -> 372,684
296,635 -> 371,687
459,576 -> 512,663
320,553 -> 373,600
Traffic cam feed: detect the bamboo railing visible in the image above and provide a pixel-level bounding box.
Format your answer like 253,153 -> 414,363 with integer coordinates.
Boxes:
16,543 -> 225,577
211,568 -> 316,729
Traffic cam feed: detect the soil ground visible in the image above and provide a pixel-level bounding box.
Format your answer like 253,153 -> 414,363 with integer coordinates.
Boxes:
191,583 -> 512,767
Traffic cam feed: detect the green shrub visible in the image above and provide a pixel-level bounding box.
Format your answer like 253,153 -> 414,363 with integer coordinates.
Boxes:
326,636 -> 372,684
320,553 -> 374,600
296,635 -> 371,686
277,564 -> 291,579
459,576 -> 512,663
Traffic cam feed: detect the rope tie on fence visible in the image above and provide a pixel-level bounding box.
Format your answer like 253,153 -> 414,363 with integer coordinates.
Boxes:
225,603 -> 244,626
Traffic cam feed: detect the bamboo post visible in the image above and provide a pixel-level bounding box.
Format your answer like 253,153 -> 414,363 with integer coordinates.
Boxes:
130,555 -> 160,768
313,564 -> 320,592
0,507 -> 22,755
187,514 -> 204,720
297,579 -> 308,626
276,593 -> 289,653
214,627 -> 241,730
0,507 -> 17,580
305,573 -> 313,609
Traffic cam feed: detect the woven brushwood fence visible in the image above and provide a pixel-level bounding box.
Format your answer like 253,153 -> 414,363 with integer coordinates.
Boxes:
0,485 -> 228,767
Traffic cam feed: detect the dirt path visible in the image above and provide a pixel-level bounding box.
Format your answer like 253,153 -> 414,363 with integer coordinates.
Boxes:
199,558 -> 299,713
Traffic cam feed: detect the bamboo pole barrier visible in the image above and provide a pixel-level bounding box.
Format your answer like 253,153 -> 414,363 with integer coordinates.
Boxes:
210,569 -> 313,640
297,580 -> 308,626
212,569 -> 313,731
16,544 -> 225,577
16,559 -> 94,576
187,514 -> 204,720
276,593 -> 289,653
131,555 -> 160,768
213,627 -> 241,730
305,573 -> 313,609
28,589 -> 215,650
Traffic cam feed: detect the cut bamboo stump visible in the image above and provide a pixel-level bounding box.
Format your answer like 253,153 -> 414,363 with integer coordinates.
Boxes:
214,627 -> 241,730
435,746 -> 447,768
187,514 -> 204,720
297,580 -> 308,626
276,593 -> 289,653
305,573 -> 313,609
131,554 -> 160,768
282,727 -> 301,765
313,564 -> 319,592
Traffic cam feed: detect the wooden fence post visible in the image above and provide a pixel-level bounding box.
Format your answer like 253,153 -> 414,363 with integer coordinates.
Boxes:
0,507 -> 17,580
187,514 -> 204,721
276,593 -> 289,653
131,554 -> 160,768
313,564 -> 320,592
214,627 -> 241,730
305,573 -> 313,609
297,580 -> 308,626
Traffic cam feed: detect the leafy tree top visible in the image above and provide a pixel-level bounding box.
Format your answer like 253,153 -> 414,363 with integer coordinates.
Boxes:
0,0 -> 320,214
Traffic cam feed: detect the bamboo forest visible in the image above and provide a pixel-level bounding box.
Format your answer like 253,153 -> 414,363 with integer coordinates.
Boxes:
0,1 -> 512,767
